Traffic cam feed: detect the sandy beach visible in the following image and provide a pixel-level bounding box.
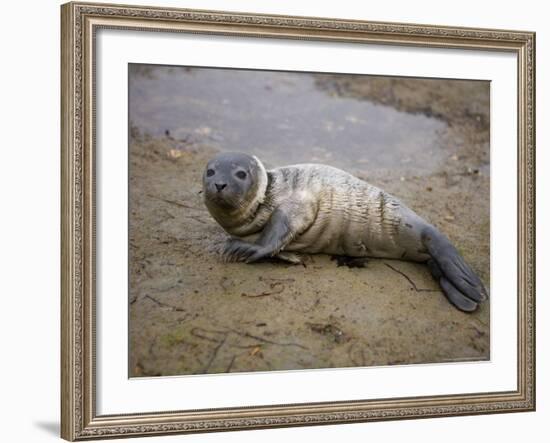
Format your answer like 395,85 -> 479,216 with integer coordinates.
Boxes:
128,68 -> 490,377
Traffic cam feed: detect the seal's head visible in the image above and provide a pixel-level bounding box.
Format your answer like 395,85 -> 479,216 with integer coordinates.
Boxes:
202,152 -> 268,223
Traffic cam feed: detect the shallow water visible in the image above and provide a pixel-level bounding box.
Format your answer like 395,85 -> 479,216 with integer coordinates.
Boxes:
129,65 -> 447,174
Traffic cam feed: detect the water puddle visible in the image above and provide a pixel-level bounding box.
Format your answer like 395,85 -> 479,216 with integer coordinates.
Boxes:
129,65 -> 447,175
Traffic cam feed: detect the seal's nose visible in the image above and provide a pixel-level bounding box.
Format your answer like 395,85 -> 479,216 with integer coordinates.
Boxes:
215,183 -> 227,192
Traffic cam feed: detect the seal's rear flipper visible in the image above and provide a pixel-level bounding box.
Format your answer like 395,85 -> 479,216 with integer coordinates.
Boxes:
440,278 -> 479,312
427,259 -> 478,312
422,226 -> 488,310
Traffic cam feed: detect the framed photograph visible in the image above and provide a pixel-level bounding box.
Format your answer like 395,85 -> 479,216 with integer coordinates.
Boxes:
61,1 -> 535,440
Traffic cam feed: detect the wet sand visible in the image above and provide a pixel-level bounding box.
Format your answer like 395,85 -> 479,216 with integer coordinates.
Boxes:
129,68 -> 490,377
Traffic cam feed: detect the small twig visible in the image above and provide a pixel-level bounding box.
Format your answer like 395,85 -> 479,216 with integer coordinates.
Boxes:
225,355 -> 237,373
470,317 -> 489,329
148,337 -> 158,359
241,281 -> 286,298
190,323 -> 308,350
229,343 -> 266,349
147,194 -> 200,210
144,294 -> 186,311
260,277 -> 295,283
203,334 -> 227,374
384,263 -> 439,293
157,209 -> 176,223
227,328 -> 308,350
190,327 -> 227,344
241,287 -> 284,298
184,214 -> 208,224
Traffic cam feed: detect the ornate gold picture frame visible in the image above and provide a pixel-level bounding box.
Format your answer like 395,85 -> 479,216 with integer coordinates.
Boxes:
61,2 -> 535,440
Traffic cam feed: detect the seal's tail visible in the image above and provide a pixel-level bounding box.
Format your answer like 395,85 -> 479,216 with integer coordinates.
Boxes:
421,225 -> 488,312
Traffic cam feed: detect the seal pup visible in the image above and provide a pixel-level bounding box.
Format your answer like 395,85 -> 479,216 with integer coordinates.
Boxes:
202,152 -> 488,312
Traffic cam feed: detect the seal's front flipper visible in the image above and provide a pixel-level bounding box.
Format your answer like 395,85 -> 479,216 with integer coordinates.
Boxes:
221,210 -> 305,264
222,239 -> 298,264
244,199 -> 317,263
222,238 -> 264,263
276,252 -> 302,265
422,226 -> 488,310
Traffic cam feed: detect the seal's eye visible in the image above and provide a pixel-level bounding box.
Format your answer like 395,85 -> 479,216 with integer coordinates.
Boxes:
235,171 -> 247,180
206,169 -> 215,177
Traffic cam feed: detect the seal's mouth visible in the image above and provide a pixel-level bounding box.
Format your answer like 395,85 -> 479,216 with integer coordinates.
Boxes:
206,189 -> 241,211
